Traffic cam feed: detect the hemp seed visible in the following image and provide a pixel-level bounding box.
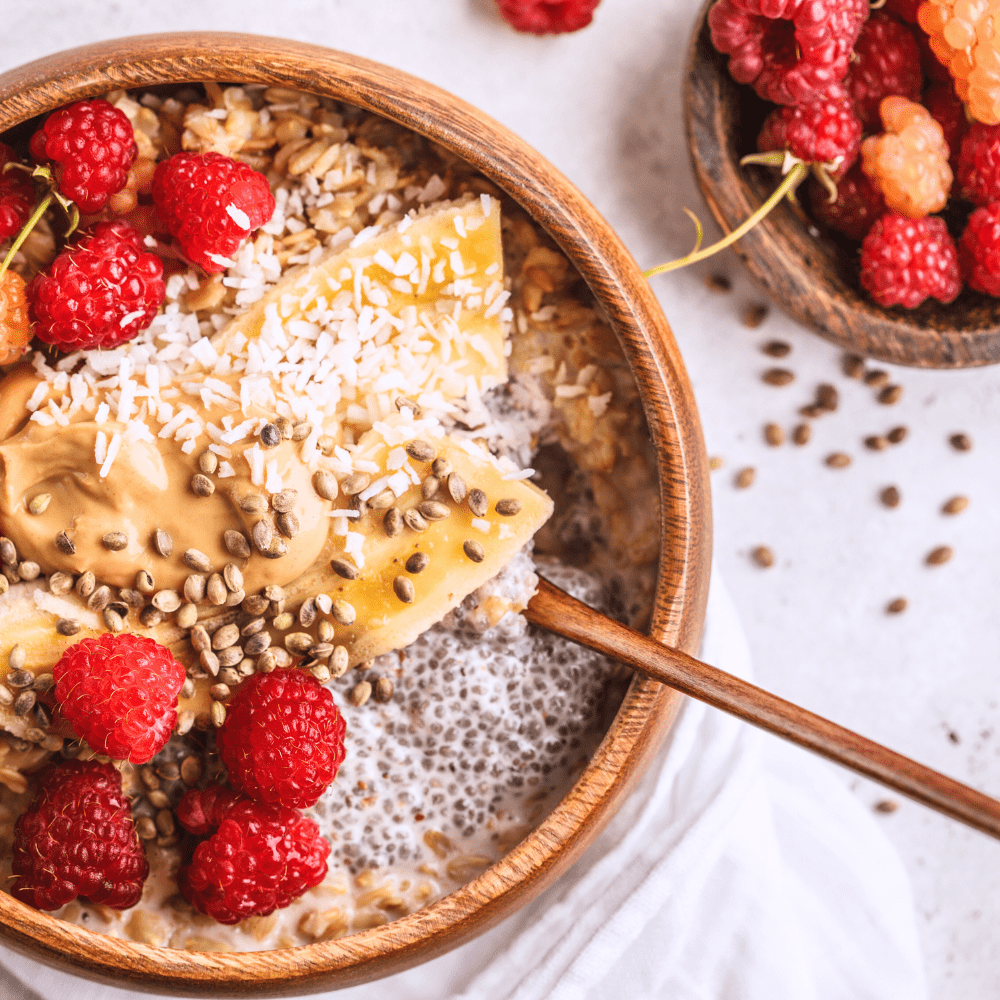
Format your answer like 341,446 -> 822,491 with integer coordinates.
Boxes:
878,385 -> 903,405
886,598 -> 908,614
259,423 -> 281,449
950,433 -> 973,451
375,677 -> 394,703
762,368 -> 794,386
190,474 -> 215,498
942,496 -> 969,515
405,552 -> 430,574
350,680 -> 372,707
332,599 -> 356,626
240,493 -> 269,514
825,452 -> 851,468
468,489 -> 488,517
463,539 -> 485,563
28,493 -> 51,515
198,450 -> 219,475
383,508 -> 403,538
735,467 -> 756,489
887,426 -> 908,444
153,529 -> 173,558
103,531 -> 128,552
405,439 -> 436,462
761,339 -> 789,357
55,531 -> 76,555
752,546 -> 774,568
764,423 -> 784,447
330,555 -> 360,580
792,424 -> 811,446
312,470 -> 338,501
880,486 -> 901,508
393,576 -> 416,603
926,546 -> 953,566
495,499 -> 522,517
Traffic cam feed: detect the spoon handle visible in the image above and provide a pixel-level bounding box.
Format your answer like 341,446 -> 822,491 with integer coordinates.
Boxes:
526,577 -> 1000,840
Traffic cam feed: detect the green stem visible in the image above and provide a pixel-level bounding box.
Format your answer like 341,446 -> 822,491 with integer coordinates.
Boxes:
0,191 -> 54,283
643,161 -> 808,279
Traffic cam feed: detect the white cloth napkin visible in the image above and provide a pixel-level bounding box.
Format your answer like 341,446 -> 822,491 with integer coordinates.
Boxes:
0,574 -> 927,1000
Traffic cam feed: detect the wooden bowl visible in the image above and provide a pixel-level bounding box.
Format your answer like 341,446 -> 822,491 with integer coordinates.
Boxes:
0,33 -> 711,997
685,0 -> 1000,369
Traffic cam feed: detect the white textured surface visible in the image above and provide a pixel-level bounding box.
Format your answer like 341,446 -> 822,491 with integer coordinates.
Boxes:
0,2 -> 997,995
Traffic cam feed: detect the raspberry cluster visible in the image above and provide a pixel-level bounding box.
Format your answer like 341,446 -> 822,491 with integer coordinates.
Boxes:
709,0 -> 1000,308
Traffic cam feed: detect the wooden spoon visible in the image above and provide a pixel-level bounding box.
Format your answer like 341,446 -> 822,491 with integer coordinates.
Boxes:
527,577 -> 1000,840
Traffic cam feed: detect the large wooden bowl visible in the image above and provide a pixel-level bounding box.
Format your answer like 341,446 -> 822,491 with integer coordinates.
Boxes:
0,34 -> 711,996
685,0 -> 1000,369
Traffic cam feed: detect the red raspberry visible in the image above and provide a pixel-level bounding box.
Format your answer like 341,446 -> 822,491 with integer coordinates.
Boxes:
957,123 -> 1000,206
178,790 -> 330,924
151,152 -> 275,273
29,99 -> 136,214
885,0 -> 920,22
925,83 -> 970,175
215,669 -> 347,809
708,0 -> 868,105
844,12 -> 922,129
53,633 -> 186,764
808,164 -> 886,241
11,760 -> 148,911
496,0 -> 600,33
860,213 -> 961,308
0,143 -> 34,241
757,85 -> 861,179
959,202 -> 1000,294
27,219 -> 165,352
175,784 -> 242,837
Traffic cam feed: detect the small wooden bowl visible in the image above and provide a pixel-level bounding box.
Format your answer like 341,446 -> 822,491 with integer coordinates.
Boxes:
685,0 -> 1000,368
0,33 -> 711,996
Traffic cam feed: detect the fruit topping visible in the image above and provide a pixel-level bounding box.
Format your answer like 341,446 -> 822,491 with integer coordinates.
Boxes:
956,122 -> 1000,206
0,143 -> 35,241
807,164 -> 886,241
959,201 -> 1000,294
496,0 -> 600,33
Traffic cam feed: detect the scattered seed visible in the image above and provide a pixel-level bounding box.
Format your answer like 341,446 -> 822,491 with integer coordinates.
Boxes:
0,538 -> 15,565
331,646 -> 349,678
218,646 -> 243,668
760,340 -> 789,358
404,508 -> 429,533
48,572 -> 73,596
468,489 -> 488,517
139,606 -> 163,628
341,472 -> 371,497
251,519 -> 274,554
825,452 -> 851,468
54,530 -> 76,555
56,617 -> 82,636
240,493 -> 269,514
0,576 -> 8,597
184,575 -> 207,604
198,450 -> 218,475
18,561 -> 39,582
350,680 -> 372,707
369,488 -> 395,510
742,303 -> 769,328
735,467 -> 756,489
878,385 -> 903,405
326,599 -> 355,627
875,799 -> 899,813
6,658 -> 28,683
271,489 -> 298,513
318,435 -> 337,456
221,530 -> 249,560
221,564 -> 243,595
843,355 -> 865,379
207,573 -> 228,606
183,549 -> 212,574
317,619 -> 335,643
792,424 -> 811,446
13,690 -> 36,716
463,539 -> 485,563
292,421 -> 313,441
259,423 -> 281,449
180,756 -> 204,785
211,701 -> 227,727
405,439 -> 436,462
87,585 -> 112,612
752,546 -> 774,568
243,594 -> 270,616
705,273 -> 731,292
380,507 -> 403,538
950,433 -> 972,451
308,642 -> 334,662
926,546 -> 953,566
272,612 -> 295,631
152,589 -> 182,613
103,607 -> 125,633
312,470 -> 338,501
153,529 -> 173,558
942,496 -> 969,515
432,457 -> 453,478
135,570 -> 156,595
201,649 -> 221,676
190,626 -> 211,653
102,531 -> 128,552
0,687 -> 12,707
191,473 -> 215,498
880,486 -> 901,508
330,554 -> 360,580
118,588 -> 144,609
764,423 -> 784,447
393,576 -> 416,603
421,475 -> 441,500
176,710 -> 195,736
276,511 -> 300,538
285,633 -> 314,654
887,426 -> 908,444
495,498 -> 522,517
310,663 -> 332,683
418,500 -> 451,521
348,494 -> 369,517
864,370 -> 889,388
28,493 -> 51,515
865,435 -> 888,451
274,416 -> 293,440
315,593 -> 332,614
447,473 -> 468,504
708,456 -> 724,470
136,816 -> 157,841
762,368 -> 794,386
406,552 -> 430,574
886,598 -> 908,614
799,404 -> 824,419
244,632 -> 272,656
375,677 -> 394,703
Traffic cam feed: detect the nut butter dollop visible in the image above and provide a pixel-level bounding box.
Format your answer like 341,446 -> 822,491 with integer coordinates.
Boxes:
0,364 -> 332,593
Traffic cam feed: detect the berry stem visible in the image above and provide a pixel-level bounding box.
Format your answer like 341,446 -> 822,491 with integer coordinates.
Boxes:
644,161 -> 808,279
0,191 -> 53,283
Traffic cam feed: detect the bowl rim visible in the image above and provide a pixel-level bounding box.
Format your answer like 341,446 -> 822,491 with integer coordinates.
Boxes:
685,0 -> 1000,370
0,32 -> 711,996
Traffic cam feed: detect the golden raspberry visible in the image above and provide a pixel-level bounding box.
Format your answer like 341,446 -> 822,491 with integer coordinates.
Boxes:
860,96 -> 953,217
0,270 -> 31,365
918,0 -> 1000,123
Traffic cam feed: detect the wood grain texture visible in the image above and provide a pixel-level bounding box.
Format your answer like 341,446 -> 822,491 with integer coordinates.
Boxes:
0,33 -> 712,996
685,1 -> 1000,369
528,578 -> 1000,839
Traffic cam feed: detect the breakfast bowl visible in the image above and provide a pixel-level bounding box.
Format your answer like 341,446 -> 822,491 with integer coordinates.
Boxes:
685,0 -> 1000,369
0,32 -> 710,996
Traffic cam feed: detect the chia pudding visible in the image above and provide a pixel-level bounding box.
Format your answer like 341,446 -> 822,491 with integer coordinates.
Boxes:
0,84 -> 659,951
